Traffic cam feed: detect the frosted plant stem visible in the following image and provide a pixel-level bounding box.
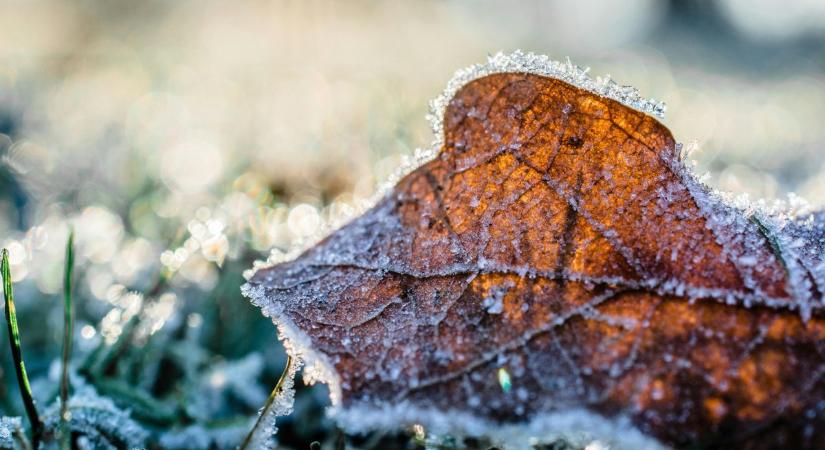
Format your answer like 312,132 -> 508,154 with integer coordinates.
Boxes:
60,231 -> 75,450
239,355 -> 293,450
1,249 -> 42,447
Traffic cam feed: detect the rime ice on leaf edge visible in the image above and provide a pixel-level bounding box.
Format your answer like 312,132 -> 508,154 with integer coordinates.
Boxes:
241,283 -> 343,405
426,50 -> 666,148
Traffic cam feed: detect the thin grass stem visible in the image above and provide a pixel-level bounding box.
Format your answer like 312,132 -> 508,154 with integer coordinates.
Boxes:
1,249 -> 42,447
60,231 -> 75,450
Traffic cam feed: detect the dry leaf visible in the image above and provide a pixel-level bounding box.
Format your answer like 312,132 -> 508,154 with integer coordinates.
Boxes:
244,54 -> 825,449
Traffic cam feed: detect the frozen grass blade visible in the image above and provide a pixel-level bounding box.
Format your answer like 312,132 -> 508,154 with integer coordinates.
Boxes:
239,355 -> 292,450
1,249 -> 42,447
60,231 -> 75,450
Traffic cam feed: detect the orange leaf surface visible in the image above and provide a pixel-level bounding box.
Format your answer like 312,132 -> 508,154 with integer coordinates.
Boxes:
244,55 -> 825,449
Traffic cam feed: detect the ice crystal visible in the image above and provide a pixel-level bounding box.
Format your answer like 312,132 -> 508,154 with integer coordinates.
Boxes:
426,51 -> 667,149
159,423 -> 249,450
0,417 -> 22,449
334,404 -> 667,450
242,282 -> 343,406
187,353 -> 268,421
43,381 -> 148,450
240,355 -> 302,450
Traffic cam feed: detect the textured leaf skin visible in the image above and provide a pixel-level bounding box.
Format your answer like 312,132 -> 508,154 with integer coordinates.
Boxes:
248,73 -> 825,449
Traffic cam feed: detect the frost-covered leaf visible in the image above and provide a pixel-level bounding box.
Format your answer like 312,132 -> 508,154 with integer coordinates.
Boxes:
244,52 -> 825,450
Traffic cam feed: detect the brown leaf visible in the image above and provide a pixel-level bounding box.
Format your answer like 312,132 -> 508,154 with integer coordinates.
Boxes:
245,61 -> 825,449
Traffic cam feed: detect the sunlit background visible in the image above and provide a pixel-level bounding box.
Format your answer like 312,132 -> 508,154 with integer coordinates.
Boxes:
0,0 -> 824,448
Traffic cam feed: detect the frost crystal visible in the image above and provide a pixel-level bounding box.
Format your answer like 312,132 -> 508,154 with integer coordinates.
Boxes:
427,51 -> 667,149
160,423 -> 249,450
241,282 -> 343,406
334,404 -> 667,450
239,352 -> 303,450
43,380 -> 148,450
187,353 -> 268,421
0,417 -> 22,449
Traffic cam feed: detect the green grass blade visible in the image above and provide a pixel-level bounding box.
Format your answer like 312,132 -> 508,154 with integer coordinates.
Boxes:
60,231 -> 75,450
1,249 -> 42,446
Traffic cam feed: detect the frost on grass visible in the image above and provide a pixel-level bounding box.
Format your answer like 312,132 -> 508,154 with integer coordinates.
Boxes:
0,417 -> 22,449
243,52 -> 825,450
42,380 -> 148,450
159,423 -> 249,450
186,353 -> 269,422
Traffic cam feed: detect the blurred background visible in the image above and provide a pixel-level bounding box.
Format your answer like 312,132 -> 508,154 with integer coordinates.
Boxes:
0,0 -> 823,448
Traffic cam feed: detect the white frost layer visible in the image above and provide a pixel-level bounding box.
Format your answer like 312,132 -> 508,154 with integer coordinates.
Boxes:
243,50 -> 667,279
0,417 -> 22,448
335,402 -> 670,450
241,283 -> 343,406
243,350 -> 302,449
